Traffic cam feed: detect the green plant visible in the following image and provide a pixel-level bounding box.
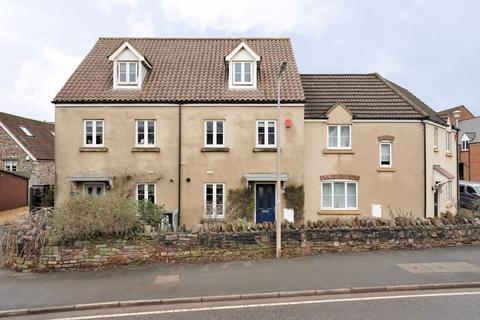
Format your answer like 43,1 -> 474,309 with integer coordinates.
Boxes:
225,187 -> 254,222
137,200 -> 165,228
52,195 -> 139,242
284,184 -> 304,222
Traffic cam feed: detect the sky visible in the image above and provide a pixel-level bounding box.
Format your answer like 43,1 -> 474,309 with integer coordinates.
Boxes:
1,0 -> 479,122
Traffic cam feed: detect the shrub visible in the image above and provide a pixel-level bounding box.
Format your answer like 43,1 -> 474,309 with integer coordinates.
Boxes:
52,195 -> 139,242
137,200 -> 165,228
284,184 -> 304,222
225,187 -> 254,222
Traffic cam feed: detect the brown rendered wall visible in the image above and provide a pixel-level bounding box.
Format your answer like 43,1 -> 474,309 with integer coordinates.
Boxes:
0,171 -> 28,211
460,143 -> 480,182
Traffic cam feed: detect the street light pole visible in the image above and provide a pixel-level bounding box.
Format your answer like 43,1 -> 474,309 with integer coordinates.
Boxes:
276,61 -> 287,259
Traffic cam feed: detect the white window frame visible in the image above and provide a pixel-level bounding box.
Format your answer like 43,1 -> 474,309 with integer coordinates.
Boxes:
321,180 -> 358,210
19,126 -> 33,137
256,120 -> 276,148
379,141 -> 393,167
327,125 -> 352,149
446,131 -> 452,153
461,140 -> 469,151
204,120 -> 225,147
135,120 -> 156,147
83,182 -> 105,196
204,183 -> 225,218
84,120 -> 104,147
4,159 -> 17,172
446,181 -> 453,201
433,127 -> 438,148
117,61 -> 139,86
136,183 -> 156,204
231,61 -> 254,87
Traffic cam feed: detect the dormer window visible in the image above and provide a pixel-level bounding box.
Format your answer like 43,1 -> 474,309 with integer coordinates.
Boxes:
226,42 -> 260,89
118,61 -> 138,85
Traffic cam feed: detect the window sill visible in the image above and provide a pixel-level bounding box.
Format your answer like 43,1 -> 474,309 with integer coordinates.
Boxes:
79,147 -> 108,152
201,147 -> 230,152
323,149 -> 354,154
253,147 -> 277,153
433,147 -> 439,152
445,152 -> 453,157
317,210 -> 361,216
132,147 -> 160,152
377,167 -> 396,172
201,217 -> 225,223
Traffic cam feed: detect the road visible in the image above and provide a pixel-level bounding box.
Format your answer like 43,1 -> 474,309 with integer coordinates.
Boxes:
16,288 -> 480,320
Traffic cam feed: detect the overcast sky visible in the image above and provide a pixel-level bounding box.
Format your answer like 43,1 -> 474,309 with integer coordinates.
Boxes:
1,0 -> 479,122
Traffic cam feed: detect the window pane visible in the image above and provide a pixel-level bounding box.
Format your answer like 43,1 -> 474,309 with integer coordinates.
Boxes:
333,182 -> 345,208
137,184 -> 145,201
216,184 -> 224,215
147,121 -> 155,145
347,183 -> 356,208
381,143 -> 391,165
322,183 -> 332,208
234,63 -> 242,82
205,184 -> 213,216
340,126 -> 350,147
148,184 -> 155,203
95,121 -> 103,145
328,126 -> 338,147
129,62 -> 137,82
119,63 -> 127,82
258,122 -> 265,145
244,63 -> 252,82
268,122 -> 275,145
137,121 -> 144,144
85,121 -> 93,144
216,121 -> 223,145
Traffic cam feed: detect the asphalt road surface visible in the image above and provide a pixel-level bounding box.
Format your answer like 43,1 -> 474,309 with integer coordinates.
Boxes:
16,288 -> 480,320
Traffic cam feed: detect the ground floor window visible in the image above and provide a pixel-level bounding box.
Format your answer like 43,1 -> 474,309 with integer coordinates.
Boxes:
84,183 -> 105,196
321,181 -> 357,210
137,183 -> 156,203
205,183 -> 225,218
445,181 -> 453,201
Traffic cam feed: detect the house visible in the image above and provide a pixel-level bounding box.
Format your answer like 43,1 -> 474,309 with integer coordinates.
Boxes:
53,37 -> 457,226
439,105 -> 474,124
0,112 -> 55,207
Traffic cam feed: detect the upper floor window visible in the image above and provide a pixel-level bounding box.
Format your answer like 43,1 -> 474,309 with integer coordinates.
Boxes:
205,183 -> 225,218
256,120 -> 276,147
446,131 -> 451,153
328,125 -> 351,149
205,120 -> 224,147
433,127 -> 438,148
321,180 -> 357,210
462,140 -> 469,151
4,159 -> 17,172
233,62 -> 253,85
136,120 -> 155,147
379,141 -> 392,167
19,126 -> 33,137
118,61 -> 138,85
84,120 -> 104,146
137,183 -> 156,204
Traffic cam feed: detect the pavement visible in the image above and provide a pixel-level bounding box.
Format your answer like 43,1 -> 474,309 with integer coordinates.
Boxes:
2,246 -> 480,313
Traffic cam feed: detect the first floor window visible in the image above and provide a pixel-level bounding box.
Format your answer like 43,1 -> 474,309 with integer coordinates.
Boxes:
446,131 -> 451,152
137,183 -> 156,203
205,183 -> 225,217
84,183 -> 105,196
4,159 -> 17,172
118,61 -> 138,85
205,120 -> 225,147
232,61 -> 253,85
433,127 -> 438,148
328,125 -> 351,149
84,120 -> 104,146
379,142 -> 392,167
322,181 -> 357,210
136,120 -> 155,147
257,120 -> 276,147
462,140 -> 469,151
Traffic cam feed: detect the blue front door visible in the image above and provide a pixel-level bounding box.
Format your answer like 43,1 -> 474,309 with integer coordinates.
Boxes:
256,184 -> 275,223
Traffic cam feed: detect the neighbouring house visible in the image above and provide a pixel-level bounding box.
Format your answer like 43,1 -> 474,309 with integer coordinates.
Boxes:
0,112 -> 55,207
53,37 -> 457,227
439,106 -> 480,181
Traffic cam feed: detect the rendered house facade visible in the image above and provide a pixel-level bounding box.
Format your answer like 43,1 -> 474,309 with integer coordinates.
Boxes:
53,37 -> 457,226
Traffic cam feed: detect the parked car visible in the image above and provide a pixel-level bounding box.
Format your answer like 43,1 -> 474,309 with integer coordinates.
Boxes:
459,180 -> 480,210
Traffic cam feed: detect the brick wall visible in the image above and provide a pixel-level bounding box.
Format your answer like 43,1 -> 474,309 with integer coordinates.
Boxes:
8,222 -> 480,272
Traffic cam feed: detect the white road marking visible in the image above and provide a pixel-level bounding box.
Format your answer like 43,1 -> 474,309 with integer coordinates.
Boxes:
50,290 -> 480,320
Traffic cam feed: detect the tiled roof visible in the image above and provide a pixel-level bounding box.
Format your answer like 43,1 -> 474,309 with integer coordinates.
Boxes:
53,38 -> 305,104
0,113 -> 54,160
301,73 -> 446,124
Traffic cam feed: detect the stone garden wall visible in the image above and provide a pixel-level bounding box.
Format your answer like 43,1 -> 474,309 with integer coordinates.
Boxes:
9,218 -> 480,272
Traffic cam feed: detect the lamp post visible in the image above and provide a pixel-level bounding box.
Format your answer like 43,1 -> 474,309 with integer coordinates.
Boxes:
276,61 -> 287,259
452,110 -> 461,214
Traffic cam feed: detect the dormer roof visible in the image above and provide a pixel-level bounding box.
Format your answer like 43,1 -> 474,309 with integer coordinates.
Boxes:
108,41 -> 152,69
225,41 -> 261,62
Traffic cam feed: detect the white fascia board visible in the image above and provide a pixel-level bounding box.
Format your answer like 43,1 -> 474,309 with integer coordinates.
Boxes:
108,41 -> 151,68
225,42 -> 260,61
422,120 -> 449,129
0,121 -> 37,161
352,119 -> 422,123
304,119 -> 327,123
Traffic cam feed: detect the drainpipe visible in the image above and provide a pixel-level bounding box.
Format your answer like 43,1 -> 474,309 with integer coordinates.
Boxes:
423,120 -> 427,218
177,104 -> 182,227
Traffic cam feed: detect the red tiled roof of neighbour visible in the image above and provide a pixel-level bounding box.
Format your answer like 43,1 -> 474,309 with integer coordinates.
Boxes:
438,105 -> 475,123
301,73 -> 446,124
0,113 -> 54,160
53,38 -> 305,104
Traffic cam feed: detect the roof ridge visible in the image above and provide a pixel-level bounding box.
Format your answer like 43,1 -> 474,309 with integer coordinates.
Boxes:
98,37 -> 291,40
372,73 -> 429,117
300,73 -> 377,76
